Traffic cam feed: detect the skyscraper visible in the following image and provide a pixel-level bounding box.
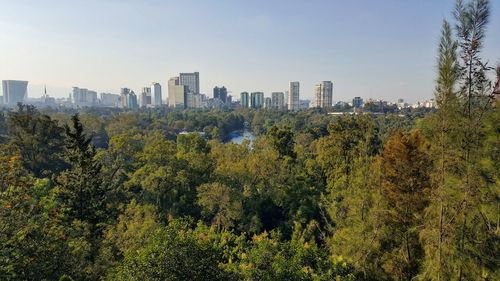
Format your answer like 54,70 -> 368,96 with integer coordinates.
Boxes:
168,77 -> 187,108
179,72 -> 200,94
151,82 -> 162,107
2,80 -> 28,106
240,92 -> 249,108
264,97 -> 272,109
271,92 -> 285,110
250,92 -> 264,109
213,86 -> 228,103
288,82 -> 300,111
140,87 -> 152,107
314,81 -> 333,108
128,91 -> 138,109
120,88 -> 130,108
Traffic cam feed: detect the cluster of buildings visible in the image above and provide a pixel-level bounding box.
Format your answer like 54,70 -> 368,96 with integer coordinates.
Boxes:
1,75 -> 442,112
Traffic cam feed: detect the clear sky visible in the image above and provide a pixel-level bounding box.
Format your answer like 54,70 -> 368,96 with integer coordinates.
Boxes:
0,0 -> 499,103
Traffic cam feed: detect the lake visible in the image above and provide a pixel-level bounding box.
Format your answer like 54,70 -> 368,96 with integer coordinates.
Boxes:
227,130 -> 255,144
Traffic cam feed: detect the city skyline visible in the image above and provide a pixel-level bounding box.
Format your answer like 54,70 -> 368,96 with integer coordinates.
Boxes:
1,0 -> 499,102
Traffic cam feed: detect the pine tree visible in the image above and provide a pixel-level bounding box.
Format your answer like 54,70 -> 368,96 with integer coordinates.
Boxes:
56,114 -> 109,230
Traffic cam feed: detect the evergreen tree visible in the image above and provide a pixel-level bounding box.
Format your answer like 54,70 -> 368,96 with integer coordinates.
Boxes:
56,114 -> 110,229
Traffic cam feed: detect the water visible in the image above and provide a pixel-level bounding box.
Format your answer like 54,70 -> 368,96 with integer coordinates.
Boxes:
227,130 -> 255,144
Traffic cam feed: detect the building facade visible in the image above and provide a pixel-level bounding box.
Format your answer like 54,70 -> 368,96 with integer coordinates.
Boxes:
179,72 -> 200,94
288,82 -> 300,111
151,82 -> 162,107
271,92 -> 285,110
352,97 -> 363,108
140,87 -> 152,107
250,92 -> 264,109
240,92 -> 249,108
314,81 -> 333,108
120,88 -> 131,108
168,77 -> 187,108
213,86 -> 227,103
2,80 -> 28,106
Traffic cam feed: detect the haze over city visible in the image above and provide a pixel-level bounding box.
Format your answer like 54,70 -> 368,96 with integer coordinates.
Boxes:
0,0 -> 499,102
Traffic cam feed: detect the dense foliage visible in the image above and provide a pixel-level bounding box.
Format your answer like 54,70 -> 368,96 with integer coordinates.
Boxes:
0,1 -> 498,280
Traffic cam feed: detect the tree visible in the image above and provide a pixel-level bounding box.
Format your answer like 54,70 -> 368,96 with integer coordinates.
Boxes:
378,130 -> 432,280
56,114 -> 110,229
107,220 -> 236,281
197,182 -> 243,230
7,104 -> 67,177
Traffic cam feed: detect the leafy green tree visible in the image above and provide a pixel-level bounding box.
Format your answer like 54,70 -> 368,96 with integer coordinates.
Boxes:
7,104 -> 67,177
107,220 -> 236,281
197,182 -> 243,230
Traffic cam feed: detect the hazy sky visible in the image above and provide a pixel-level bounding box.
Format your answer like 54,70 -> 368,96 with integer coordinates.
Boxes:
1,0 -> 499,103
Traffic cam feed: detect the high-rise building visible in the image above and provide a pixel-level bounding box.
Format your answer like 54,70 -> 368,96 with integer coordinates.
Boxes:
151,82 -> 162,107
120,88 -> 130,108
240,92 -> 249,108
168,76 -> 187,108
100,93 -> 120,107
264,97 -> 272,109
288,82 -> 300,111
250,92 -> 264,109
71,87 -> 97,106
353,97 -> 363,108
2,80 -> 28,106
271,92 -> 285,110
128,91 -> 138,109
314,81 -> 333,108
213,86 -> 227,103
179,72 -> 200,94
140,87 -> 152,107
186,92 -> 202,108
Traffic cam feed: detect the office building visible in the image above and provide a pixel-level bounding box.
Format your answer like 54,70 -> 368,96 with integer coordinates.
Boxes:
213,86 -> 227,103
100,93 -> 120,107
300,99 -> 311,109
140,87 -> 152,107
120,88 -> 131,108
240,92 -> 249,108
128,91 -> 138,109
168,76 -> 187,108
314,81 -> 333,108
186,92 -> 202,108
271,92 -> 285,110
250,92 -> 264,109
264,97 -> 272,109
179,72 -> 200,94
71,87 -> 97,106
352,97 -> 363,108
2,80 -> 28,106
288,82 -> 300,111
151,82 -> 162,107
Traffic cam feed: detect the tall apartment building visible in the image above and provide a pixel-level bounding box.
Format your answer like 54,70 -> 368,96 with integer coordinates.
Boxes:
288,82 -> 300,111
213,86 -> 227,103
240,92 -> 249,108
2,80 -> 28,106
168,77 -> 187,108
128,91 -> 138,109
186,92 -> 203,108
72,87 -> 97,106
120,88 -> 131,108
250,92 -> 264,109
264,97 -> 272,109
140,87 -> 152,107
314,81 -> 333,108
179,72 -> 200,94
271,92 -> 285,110
151,82 -> 162,107
100,93 -> 120,107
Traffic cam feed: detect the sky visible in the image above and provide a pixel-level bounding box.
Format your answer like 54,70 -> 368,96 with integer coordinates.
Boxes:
0,0 -> 499,103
